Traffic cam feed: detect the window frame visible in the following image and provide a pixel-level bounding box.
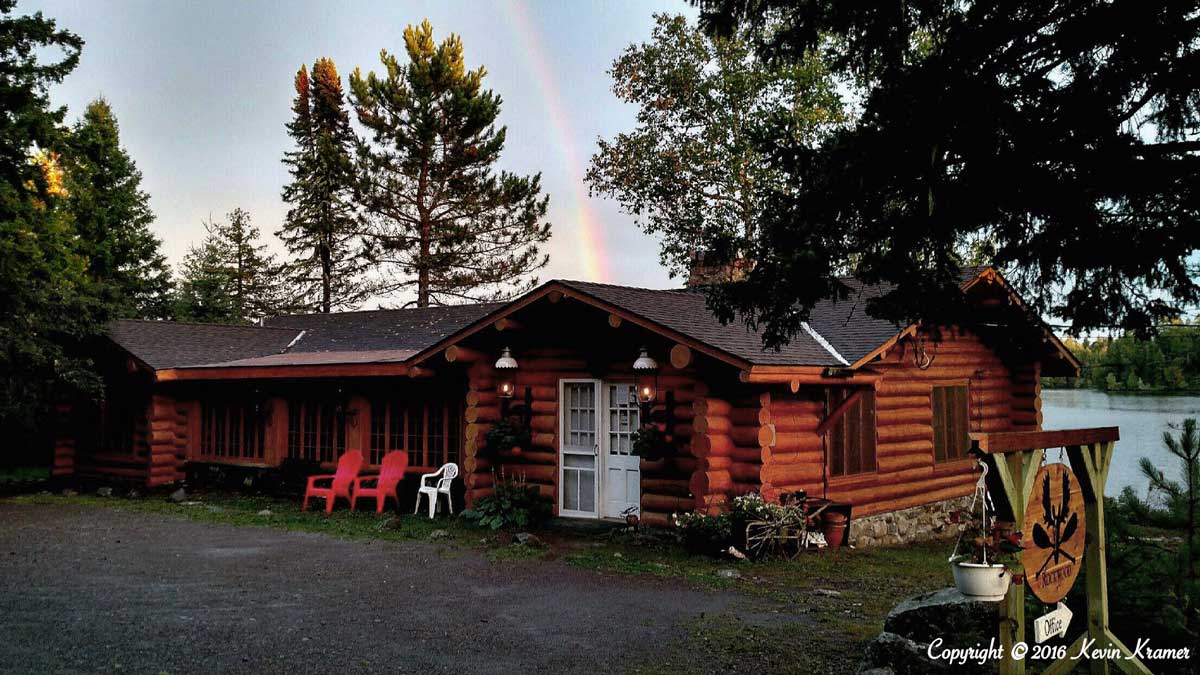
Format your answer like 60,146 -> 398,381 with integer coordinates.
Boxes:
825,388 -> 878,480
199,398 -> 267,462
931,384 -> 972,463
285,399 -> 347,464
368,398 -> 462,470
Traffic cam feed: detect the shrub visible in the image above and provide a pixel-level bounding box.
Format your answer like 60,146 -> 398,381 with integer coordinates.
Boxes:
672,510 -> 731,556
631,425 -> 669,460
461,472 -> 552,531
483,416 -> 532,458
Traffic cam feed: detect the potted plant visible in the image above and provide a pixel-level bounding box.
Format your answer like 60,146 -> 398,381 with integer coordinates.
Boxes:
484,416 -> 532,458
948,510 -> 1023,601
631,425 -> 670,461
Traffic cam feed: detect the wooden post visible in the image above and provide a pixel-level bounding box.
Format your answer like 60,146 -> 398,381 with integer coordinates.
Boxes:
973,430 -> 1150,675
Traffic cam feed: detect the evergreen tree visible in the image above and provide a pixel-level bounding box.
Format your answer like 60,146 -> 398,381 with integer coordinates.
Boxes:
0,0 -> 95,457
350,21 -> 551,307
64,99 -> 173,319
278,59 -> 370,313
174,209 -> 280,323
693,0 -> 1200,346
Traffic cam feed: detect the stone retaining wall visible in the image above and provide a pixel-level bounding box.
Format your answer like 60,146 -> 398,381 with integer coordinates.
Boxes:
848,494 -> 973,548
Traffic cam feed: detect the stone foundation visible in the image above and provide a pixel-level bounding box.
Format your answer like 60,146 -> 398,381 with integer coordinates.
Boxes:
848,495 -> 972,548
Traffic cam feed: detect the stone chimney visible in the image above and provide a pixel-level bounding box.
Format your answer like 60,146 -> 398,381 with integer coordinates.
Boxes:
685,250 -> 753,287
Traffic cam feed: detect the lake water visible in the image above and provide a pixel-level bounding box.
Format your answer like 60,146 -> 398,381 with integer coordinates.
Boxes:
1042,389 -> 1200,497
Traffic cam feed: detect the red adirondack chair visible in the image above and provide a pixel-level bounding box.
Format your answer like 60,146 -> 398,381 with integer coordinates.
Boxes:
302,450 -> 364,514
351,450 -> 409,513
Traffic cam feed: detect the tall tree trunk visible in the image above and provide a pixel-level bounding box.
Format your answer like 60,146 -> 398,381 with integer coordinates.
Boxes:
417,216 -> 431,307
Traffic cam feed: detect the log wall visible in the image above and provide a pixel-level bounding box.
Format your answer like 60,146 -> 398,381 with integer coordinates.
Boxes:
460,346 -> 706,525
147,394 -> 187,486
761,327 -> 1042,518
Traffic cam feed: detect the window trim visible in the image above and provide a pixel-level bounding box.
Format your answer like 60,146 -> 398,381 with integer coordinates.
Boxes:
824,388 -> 878,479
931,383 -> 972,464
367,398 -> 462,470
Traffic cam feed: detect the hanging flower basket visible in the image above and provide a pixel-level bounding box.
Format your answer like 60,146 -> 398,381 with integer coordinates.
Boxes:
950,557 -> 1013,601
947,460 -> 1023,602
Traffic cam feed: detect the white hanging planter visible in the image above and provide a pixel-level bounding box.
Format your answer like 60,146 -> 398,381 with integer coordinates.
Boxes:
948,460 -> 1014,602
951,556 -> 1012,601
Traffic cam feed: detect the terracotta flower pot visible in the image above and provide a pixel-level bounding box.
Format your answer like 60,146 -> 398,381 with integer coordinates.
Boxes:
822,511 -> 848,548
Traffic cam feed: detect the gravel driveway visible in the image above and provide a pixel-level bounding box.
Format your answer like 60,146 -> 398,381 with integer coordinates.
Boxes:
0,502 -> 782,674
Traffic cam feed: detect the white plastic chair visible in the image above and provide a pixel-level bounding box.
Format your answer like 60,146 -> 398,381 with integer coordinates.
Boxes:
415,463 -> 458,519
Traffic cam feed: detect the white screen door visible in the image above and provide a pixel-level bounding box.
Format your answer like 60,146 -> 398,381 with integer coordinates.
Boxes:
559,380 -> 599,518
602,383 -> 641,518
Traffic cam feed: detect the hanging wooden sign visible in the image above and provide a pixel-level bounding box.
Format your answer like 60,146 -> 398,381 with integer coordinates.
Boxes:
1022,462 -> 1086,603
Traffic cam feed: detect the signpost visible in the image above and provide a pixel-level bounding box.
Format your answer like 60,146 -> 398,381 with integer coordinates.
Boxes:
1034,602 -> 1073,643
970,427 -> 1152,675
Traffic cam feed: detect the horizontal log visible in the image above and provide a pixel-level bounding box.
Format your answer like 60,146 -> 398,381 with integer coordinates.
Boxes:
502,450 -> 557,465
773,432 -> 824,453
854,484 -> 977,518
702,455 -> 733,471
693,415 -> 731,435
465,406 -> 500,424
729,407 -> 768,427
444,345 -> 485,363
642,493 -> 694,513
761,447 -> 821,465
465,472 -> 494,490
729,462 -> 761,482
690,469 -> 732,496
730,446 -> 763,464
761,462 -> 821,486
877,408 -> 933,426
504,463 -> 557,484
691,434 -> 733,457
877,452 -> 934,473
728,425 -> 759,447
642,478 -> 690,495
877,439 -> 934,456
876,424 -> 931,444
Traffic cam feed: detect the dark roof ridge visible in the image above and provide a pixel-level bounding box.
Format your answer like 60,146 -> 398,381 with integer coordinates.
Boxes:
558,278 -> 701,296
109,318 -> 300,333
267,301 -> 504,321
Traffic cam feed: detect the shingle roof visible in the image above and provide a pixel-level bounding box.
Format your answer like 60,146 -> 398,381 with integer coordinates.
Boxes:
106,320 -> 302,370
558,280 -> 844,366
263,303 -> 503,353
107,268 -> 999,373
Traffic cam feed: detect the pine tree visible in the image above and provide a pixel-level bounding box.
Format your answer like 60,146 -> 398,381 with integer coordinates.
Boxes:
0,0 -> 96,456
349,21 -> 551,307
64,99 -> 173,320
278,59 -> 370,313
174,209 -> 281,323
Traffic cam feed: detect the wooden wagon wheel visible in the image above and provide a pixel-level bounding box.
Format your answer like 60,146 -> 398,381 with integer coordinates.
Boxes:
745,520 -> 782,560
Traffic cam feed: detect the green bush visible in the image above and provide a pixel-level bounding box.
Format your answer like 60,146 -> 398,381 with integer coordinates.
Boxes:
482,416 -> 532,458
461,473 -> 552,531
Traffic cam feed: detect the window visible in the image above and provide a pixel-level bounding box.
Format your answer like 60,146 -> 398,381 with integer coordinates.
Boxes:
826,389 -> 877,477
200,400 -> 266,461
369,399 -> 462,468
932,385 -> 971,462
606,384 -> 639,456
286,400 -> 346,463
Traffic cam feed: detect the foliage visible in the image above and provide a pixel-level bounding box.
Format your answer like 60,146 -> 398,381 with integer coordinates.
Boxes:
349,20 -> 552,307
460,472 -> 552,531
1047,326 -> 1200,392
278,59 -> 372,313
0,0 -> 99,452
174,208 -> 282,323
946,509 -> 1022,567
691,0 -> 1200,347
672,509 -> 732,556
587,13 -> 845,282
482,415 -> 532,457
63,99 -> 173,320
631,424 -> 669,460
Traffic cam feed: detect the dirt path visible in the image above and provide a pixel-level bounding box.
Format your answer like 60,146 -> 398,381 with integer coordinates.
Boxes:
0,502 -> 799,674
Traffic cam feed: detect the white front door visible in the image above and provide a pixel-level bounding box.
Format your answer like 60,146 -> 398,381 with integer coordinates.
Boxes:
559,380 -> 600,518
602,382 -> 641,518
558,379 -> 641,519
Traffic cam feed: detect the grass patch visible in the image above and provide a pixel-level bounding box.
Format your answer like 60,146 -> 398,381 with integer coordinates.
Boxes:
0,466 -> 49,483
5,491 -> 475,544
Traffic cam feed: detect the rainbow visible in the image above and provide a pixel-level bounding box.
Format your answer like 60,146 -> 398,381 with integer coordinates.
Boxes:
504,0 -> 612,282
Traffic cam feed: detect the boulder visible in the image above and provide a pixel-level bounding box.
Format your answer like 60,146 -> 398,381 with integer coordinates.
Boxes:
96,487 -> 113,497
513,532 -> 543,547
715,568 -> 741,580
428,529 -> 449,541
884,587 -> 996,648
168,488 -> 187,503
257,509 -> 272,517
857,632 -> 950,674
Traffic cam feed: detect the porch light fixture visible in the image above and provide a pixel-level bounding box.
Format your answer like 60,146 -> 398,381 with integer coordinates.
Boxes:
495,347 -> 519,399
633,347 -> 659,404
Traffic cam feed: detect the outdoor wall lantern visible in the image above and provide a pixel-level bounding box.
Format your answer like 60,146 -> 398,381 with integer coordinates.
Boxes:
633,346 -> 659,405
495,347 -> 519,399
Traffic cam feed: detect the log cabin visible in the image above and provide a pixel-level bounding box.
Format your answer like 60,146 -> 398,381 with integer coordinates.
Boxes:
54,266 -> 1077,537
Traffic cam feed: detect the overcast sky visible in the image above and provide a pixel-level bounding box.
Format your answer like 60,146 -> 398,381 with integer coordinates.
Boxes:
24,0 -> 695,304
